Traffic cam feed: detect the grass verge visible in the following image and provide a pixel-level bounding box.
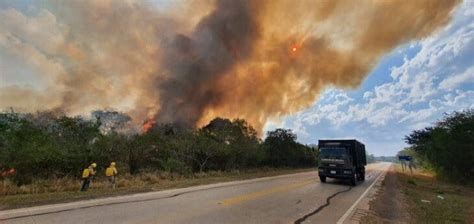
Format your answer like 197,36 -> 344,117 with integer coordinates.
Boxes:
0,168 -> 314,210
397,165 -> 474,223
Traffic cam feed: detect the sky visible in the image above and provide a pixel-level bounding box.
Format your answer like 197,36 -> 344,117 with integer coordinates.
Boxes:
269,1 -> 474,156
0,1 -> 473,157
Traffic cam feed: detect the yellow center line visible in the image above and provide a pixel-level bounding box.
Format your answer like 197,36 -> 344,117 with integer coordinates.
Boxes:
219,179 -> 315,206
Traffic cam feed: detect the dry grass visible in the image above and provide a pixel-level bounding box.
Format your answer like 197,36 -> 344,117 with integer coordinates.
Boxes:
396,165 -> 474,224
0,168 -> 314,210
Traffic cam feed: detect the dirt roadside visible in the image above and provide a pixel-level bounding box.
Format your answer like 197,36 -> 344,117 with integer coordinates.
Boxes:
358,165 -> 474,224
360,165 -> 409,223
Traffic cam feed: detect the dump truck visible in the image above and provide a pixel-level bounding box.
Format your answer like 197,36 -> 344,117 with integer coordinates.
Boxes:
318,139 -> 367,186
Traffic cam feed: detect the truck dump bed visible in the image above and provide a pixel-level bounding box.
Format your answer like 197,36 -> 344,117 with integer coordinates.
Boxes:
318,139 -> 367,167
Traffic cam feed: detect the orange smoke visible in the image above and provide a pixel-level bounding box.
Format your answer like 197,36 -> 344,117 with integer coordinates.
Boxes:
0,0 -> 461,133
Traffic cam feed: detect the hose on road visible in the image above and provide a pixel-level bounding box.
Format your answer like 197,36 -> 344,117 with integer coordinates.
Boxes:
294,186 -> 353,224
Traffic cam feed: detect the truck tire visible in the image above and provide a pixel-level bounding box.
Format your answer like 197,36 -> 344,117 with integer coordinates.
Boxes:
350,173 -> 357,186
361,171 -> 365,181
319,176 -> 326,183
357,171 -> 363,181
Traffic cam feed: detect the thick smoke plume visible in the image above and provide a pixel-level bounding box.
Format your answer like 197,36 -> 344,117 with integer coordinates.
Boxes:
0,0 -> 460,132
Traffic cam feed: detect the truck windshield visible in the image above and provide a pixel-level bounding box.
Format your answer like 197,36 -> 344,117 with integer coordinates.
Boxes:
320,147 -> 348,158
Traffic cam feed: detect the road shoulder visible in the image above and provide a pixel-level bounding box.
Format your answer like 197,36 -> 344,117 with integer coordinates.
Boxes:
337,163 -> 401,224
0,168 -> 313,211
0,169 -> 316,220
358,164 -> 409,223
356,165 -> 474,223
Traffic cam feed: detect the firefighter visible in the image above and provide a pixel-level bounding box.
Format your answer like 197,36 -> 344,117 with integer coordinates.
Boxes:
80,163 -> 97,192
105,162 -> 118,189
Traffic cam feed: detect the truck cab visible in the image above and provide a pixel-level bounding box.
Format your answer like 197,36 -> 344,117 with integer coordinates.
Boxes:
318,139 -> 367,185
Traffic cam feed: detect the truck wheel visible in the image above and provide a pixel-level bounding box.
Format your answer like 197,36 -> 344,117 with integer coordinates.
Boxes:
319,176 -> 326,183
361,172 -> 365,181
357,171 -> 364,181
350,173 -> 357,186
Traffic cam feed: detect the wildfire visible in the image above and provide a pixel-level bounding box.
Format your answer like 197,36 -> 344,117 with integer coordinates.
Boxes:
143,119 -> 156,133
1,168 -> 16,177
290,44 -> 300,55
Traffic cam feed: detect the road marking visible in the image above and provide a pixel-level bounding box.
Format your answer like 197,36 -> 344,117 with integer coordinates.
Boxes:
336,164 -> 390,224
219,179 -> 314,206
1,171 -> 319,220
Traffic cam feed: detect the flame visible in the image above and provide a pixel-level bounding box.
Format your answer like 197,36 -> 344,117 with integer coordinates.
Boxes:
1,168 -> 16,177
290,44 -> 301,55
143,119 -> 156,133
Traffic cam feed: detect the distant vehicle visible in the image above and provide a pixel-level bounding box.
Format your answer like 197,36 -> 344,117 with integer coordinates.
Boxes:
318,139 -> 367,186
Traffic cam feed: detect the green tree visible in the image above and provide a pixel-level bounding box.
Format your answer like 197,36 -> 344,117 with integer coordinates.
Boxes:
203,118 -> 263,169
366,153 -> 376,164
0,111 -> 102,184
263,129 -> 316,167
405,109 -> 474,183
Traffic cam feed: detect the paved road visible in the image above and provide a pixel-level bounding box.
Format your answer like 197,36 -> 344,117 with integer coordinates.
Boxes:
0,163 -> 390,224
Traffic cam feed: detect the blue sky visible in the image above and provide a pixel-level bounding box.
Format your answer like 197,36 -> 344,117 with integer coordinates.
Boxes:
268,1 -> 474,156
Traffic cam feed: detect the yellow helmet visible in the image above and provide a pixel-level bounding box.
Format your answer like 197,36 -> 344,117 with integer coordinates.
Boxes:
91,163 -> 97,168
111,162 -> 116,166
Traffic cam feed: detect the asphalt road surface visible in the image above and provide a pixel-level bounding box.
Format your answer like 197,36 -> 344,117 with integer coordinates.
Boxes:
0,163 -> 390,224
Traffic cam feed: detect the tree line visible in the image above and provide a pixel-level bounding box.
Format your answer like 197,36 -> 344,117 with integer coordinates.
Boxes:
0,111 -> 317,185
403,109 -> 473,183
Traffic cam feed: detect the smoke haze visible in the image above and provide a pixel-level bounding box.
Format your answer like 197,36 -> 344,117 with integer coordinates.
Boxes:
0,0 -> 461,131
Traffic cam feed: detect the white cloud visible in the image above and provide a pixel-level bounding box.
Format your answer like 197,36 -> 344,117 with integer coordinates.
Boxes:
285,89 -> 355,136
285,1 -> 474,153
439,66 -> 474,90
362,91 -> 373,99
343,1 -> 474,126
438,90 -> 474,108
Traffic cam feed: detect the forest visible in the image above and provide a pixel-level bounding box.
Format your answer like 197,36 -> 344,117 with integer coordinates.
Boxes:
0,111 -> 317,185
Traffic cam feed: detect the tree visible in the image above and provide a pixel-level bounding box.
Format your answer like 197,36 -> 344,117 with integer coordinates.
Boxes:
366,153 -> 376,163
263,129 -> 317,167
0,111 -> 102,184
203,118 -> 263,169
0,111 -> 319,185
404,109 -> 474,183
92,110 -> 131,134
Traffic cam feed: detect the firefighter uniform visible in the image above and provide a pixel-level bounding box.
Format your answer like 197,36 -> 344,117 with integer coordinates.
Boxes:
80,163 -> 97,192
105,162 -> 118,189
